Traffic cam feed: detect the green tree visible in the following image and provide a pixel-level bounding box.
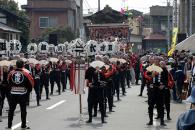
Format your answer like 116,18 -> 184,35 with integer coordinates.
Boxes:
0,0 -> 29,51
42,27 -> 76,43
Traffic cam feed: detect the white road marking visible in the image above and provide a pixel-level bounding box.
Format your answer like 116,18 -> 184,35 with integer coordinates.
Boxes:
46,100 -> 66,110
12,121 -> 29,130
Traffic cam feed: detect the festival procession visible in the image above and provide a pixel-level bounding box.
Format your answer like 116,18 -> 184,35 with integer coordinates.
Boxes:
1,0 -> 195,130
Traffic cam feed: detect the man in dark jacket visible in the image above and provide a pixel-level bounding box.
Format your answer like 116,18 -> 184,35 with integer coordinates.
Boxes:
7,60 -> 34,129
175,65 -> 185,103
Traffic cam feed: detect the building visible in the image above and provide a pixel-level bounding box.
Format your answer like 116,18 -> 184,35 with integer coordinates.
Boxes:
142,5 -> 173,52
179,0 -> 195,36
84,5 -> 143,53
149,5 -> 173,35
0,7 -> 25,41
22,0 -> 81,41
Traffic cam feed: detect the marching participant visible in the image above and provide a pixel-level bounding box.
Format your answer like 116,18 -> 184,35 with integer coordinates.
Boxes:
34,64 -> 41,106
0,66 -> 10,122
138,56 -> 153,96
160,61 -> 171,120
60,61 -> 67,92
113,61 -> 121,101
7,59 -> 34,129
50,62 -> 61,95
85,59 -> 107,124
40,64 -> 50,100
102,64 -> 115,114
147,56 -> 166,126
119,62 -> 126,96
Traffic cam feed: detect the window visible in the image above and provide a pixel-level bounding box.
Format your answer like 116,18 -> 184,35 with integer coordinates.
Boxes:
49,17 -> 57,27
39,17 -> 58,28
40,17 -> 49,28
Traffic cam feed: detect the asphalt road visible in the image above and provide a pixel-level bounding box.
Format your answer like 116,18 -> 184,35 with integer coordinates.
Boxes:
0,84 -> 189,130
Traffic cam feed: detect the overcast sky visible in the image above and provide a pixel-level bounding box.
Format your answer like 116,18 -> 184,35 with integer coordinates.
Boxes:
15,0 -> 166,13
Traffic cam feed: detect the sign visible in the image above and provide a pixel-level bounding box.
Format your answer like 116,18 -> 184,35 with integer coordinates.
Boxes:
71,39 -> 86,57
107,42 -> 115,54
27,43 -> 37,54
97,41 -> 108,55
55,44 -> 65,53
7,40 -> 22,54
86,40 -> 98,56
64,42 -> 69,53
48,44 -> 55,53
38,42 -> 49,53
0,39 -> 7,54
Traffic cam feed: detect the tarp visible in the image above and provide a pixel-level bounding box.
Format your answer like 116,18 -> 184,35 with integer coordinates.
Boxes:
175,33 -> 195,52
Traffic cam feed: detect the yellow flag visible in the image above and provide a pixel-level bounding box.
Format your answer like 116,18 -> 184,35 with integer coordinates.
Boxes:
168,27 -> 178,56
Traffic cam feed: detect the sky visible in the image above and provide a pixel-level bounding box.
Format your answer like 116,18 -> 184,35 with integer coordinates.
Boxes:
15,0 -> 167,13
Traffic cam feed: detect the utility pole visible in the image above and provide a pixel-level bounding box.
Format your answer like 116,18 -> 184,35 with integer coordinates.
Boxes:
167,0 -> 171,51
173,0 -> 178,28
189,0 -> 192,36
80,0 -> 84,41
98,0 -> 100,11
80,0 -> 83,28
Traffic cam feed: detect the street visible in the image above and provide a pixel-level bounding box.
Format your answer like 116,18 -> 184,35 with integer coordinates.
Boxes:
0,84 -> 189,130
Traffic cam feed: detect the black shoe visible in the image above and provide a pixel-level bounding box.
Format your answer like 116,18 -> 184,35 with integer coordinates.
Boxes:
117,99 -> 121,101
102,121 -> 107,124
123,94 -> 126,96
160,122 -> 167,126
167,116 -> 172,120
93,114 -> 97,117
21,126 -> 30,129
109,110 -> 115,112
105,115 -> 108,117
146,121 -> 153,125
155,116 -> 160,119
5,127 -> 11,130
138,94 -> 142,96
50,93 -> 53,95
46,97 -> 50,100
113,105 -> 116,107
86,120 -> 92,123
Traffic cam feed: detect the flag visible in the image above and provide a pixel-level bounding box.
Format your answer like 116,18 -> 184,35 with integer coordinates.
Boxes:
70,63 -> 86,94
70,63 -> 75,92
74,64 -> 86,94
168,27 -> 178,56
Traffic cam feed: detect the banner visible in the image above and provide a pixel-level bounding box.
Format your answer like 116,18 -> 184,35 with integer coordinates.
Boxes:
74,64 -> 86,94
55,44 -> 65,53
168,27 -> 178,56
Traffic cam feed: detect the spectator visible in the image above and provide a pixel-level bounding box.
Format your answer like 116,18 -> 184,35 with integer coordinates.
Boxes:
177,87 -> 195,130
